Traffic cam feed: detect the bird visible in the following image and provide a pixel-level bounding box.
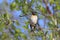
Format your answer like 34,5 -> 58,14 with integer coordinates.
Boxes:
30,11 -> 38,32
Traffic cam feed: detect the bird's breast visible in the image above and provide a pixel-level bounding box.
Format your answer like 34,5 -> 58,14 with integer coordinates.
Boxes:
30,15 -> 38,24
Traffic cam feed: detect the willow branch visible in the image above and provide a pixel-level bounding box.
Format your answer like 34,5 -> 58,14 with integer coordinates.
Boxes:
43,0 -> 53,16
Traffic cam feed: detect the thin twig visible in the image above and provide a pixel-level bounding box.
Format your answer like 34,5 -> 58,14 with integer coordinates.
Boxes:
40,27 -> 60,31
43,0 -> 53,16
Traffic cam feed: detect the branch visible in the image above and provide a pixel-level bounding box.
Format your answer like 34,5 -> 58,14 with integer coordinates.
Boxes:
39,27 -> 60,31
43,0 -> 53,16
19,14 -> 27,17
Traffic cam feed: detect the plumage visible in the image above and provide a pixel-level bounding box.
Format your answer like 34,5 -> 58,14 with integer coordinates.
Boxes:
30,15 -> 38,24
30,11 -> 42,32
30,12 -> 38,32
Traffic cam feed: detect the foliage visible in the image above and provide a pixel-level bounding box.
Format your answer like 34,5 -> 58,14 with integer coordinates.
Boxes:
0,0 -> 60,40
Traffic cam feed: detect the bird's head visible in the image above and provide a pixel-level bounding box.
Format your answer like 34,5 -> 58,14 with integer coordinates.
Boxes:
32,11 -> 37,15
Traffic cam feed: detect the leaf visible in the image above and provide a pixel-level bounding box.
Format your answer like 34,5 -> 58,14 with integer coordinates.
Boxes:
20,33 -> 27,39
11,24 -> 16,30
15,29 -> 21,33
39,5 -> 47,14
49,0 -> 54,5
15,20 -> 20,26
49,33 -> 53,40
10,2 -> 16,10
14,33 -> 19,37
56,5 -> 60,10
22,5 -> 28,14
48,21 -> 55,28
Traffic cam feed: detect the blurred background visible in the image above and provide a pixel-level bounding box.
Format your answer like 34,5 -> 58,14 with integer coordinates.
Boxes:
0,0 -> 60,40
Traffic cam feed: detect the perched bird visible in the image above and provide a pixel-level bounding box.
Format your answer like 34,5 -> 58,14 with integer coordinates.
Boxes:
30,11 -> 38,32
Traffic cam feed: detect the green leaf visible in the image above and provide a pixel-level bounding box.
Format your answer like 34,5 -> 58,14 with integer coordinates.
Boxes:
15,20 -> 20,26
49,33 -> 53,40
20,33 -> 27,39
15,29 -> 21,33
39,6 -> 47,14
10,2 -> 16,10
14,33 -> 19,37
49,0 -> 54,5
56,5 -> 60,10
22,5 -> 28,14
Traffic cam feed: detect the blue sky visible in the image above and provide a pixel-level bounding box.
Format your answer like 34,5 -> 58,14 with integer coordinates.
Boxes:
0,0 -> 3,3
